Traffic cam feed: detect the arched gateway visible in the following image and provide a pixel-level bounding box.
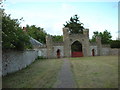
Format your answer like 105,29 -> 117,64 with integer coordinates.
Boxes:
63,27 -> 91,57
71,41 -> 83,57
46,27 -> 102,58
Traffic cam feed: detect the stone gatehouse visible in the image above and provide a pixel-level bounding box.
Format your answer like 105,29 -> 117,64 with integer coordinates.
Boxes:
2,28 -> 118,76
35,27 -> 117,59
2,27 -> 119,75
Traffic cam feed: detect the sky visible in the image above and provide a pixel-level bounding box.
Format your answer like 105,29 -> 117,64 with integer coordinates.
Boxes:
2,0 -> 119,40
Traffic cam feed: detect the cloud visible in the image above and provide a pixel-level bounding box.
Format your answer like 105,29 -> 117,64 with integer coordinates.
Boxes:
4,1 -> 118,40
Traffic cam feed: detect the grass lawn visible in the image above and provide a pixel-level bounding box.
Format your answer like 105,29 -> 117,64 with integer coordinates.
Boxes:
70,56 -> 118,88
3,59 -> 63,88
3,56 -> 118,88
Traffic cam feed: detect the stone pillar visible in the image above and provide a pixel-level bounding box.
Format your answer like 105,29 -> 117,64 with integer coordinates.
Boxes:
82,38 -> 90,57
96,36 -> 102,56
83,28 -> 89,38
83,29 -> 90,56
46,35 -> 53,58
63,27 -> 71,57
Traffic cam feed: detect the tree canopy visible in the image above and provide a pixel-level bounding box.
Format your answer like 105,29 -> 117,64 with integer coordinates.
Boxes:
52,35 -> 63,42
2,11 -> 32,50
91,30 -> 112,44
110,40 -> 120,48
63,14 -> 84,34
26,25 -> 47,44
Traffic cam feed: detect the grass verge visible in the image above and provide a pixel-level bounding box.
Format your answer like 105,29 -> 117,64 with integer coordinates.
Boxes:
3,58 -> 63,88
70,56 -> 118,88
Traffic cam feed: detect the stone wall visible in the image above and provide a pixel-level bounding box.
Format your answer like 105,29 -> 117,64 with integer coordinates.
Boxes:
90,44 -> 119,56
63,28 -> 90,57
53,46 -> 64,58
101,47 -> 119,56
101,47 -> 110,56
53,42 -> 64,46
2,50 -> 38,76
63,28 -> 71,57
110,48 -> 119,55
90,45 -> 98,56
38,48 -> 47,58
46,35 -> 53,58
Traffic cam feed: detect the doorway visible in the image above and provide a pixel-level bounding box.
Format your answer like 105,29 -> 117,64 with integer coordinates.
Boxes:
71,41 -> 83,57
57,49 -> 60,58
92,49 -> 95,56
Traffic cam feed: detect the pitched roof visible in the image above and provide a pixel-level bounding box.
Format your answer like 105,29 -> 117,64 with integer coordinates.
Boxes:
29,37 -> 43,46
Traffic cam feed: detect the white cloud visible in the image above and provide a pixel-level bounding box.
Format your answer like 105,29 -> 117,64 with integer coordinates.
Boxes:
16,3 -> 77,35
4,1 -> 118,40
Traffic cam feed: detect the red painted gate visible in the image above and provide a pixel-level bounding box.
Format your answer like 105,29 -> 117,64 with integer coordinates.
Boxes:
71,52 -> 83,57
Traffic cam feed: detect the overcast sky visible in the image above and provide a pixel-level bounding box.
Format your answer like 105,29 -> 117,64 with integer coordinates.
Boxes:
3,0 -> 119,39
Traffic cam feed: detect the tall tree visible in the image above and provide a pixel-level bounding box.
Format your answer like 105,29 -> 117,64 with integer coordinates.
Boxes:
91,30 -> 112,44
63,14 -> 84,34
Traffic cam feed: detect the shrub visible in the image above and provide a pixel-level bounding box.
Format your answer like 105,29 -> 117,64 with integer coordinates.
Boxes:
110,40 -> 120,48
2,11 -> 32,50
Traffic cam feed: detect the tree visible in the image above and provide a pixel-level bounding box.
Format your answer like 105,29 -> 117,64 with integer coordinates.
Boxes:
91,30 -> 112,44
52,35 -> 63,42
110,40 -> 120,48
63,14 -> 84,34
2,11 -> 32,50
26,25 -> 47,44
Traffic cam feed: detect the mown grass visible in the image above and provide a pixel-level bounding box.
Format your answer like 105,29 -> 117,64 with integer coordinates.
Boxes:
70,56 -> 118,88
3,59 -> 63,88
3,56 -> 118,88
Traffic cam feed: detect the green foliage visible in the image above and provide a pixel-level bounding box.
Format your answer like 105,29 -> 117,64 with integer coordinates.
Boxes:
26,25 -> 47,44
90,31 -> 99,42
91,30 -> 112,44
63,14 -> 84,34
110,40 -> 120,48
52,35 -> 63,42
2,11 -> 32,50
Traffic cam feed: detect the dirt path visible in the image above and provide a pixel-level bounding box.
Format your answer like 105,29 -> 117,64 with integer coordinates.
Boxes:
53,59 -> 77,88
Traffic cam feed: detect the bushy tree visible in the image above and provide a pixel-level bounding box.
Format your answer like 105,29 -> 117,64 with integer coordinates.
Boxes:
52,35 -> 63,42
26,25 -> 47,44
91,30 -> 112,44
63,14 -> 84,34
2,11 -> 32,50
110,40 -> 120,48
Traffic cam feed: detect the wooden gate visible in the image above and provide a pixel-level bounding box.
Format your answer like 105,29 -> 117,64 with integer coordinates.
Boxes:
71,52 -> 83,57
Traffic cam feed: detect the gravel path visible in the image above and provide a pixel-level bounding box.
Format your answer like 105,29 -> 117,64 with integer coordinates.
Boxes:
53,59 -> 77,88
